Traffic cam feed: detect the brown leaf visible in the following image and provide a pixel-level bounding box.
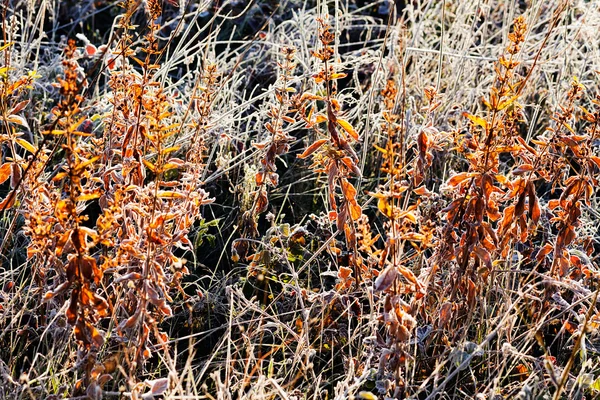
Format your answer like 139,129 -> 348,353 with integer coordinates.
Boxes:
10,163 -> 21,189
438,302 -> 453,328
10,99 -> 30,114
374,265 -> 397,292
67,289 -> 79,325
467,278 -> 477,308
514,191 -> 526,219
528,182 -> 540,224
255,189 -> 268,215
147,378 -> 169,396
473,246 -> 492,270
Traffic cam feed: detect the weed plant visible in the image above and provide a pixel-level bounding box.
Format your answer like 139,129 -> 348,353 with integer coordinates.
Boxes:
1,0 -> 600,399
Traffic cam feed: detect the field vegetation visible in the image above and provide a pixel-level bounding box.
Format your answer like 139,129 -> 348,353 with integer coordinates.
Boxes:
1,0 -> 600,399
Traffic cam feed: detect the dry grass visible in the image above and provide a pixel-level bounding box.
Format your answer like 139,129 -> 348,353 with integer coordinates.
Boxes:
1,0 -> 600,399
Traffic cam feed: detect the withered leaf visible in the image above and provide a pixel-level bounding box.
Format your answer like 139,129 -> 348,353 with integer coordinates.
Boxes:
374,265 -> 397,292
338,266 -> 353,280
438,302 -> 453,328
297,138 -> 327,159
147,378 -> 169,396
0,163 -> 12,185
528,182 -> 541,224
67,289 -> 79,324
255,189 -> 268,215
447,172 -> 473,188
473,246 -> 492,270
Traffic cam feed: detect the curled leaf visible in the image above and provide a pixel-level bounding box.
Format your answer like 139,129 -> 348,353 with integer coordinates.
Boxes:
374,265 -> 397,292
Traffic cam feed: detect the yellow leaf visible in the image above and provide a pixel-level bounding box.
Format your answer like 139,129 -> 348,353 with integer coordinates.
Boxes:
358,391 -> 378,400
160,146 -> 180,155
76,192 -> 102,201
497,95 -> 519,111
563,122 -> 575,134
143,159 -> 157,173
15,138 -> 36,153
373,144 -> 388,155
338,119 -> 359,141
157,191 -> 185,199
462,112 -> 487,128
329,73 -> 347,80
377,197 -> 393,218
75,156 -> 100,171
162,162 -> 181,171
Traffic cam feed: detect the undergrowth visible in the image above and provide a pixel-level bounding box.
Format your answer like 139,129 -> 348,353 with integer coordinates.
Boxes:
1,0 -> 600,399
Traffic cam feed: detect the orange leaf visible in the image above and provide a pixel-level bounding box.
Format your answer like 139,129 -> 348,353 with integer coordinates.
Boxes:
76,192 -> 102,202
297,139 -> 327,159
512,164 -> 533,175
340,178 -> 357,202
0,163 -> 12,184
447,172 -> 473,187
0,193 -> 15,210
397,265 -> 419,285
315,114 -> 327,124
349,200 -> 362,220
338,266 -> 353,280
